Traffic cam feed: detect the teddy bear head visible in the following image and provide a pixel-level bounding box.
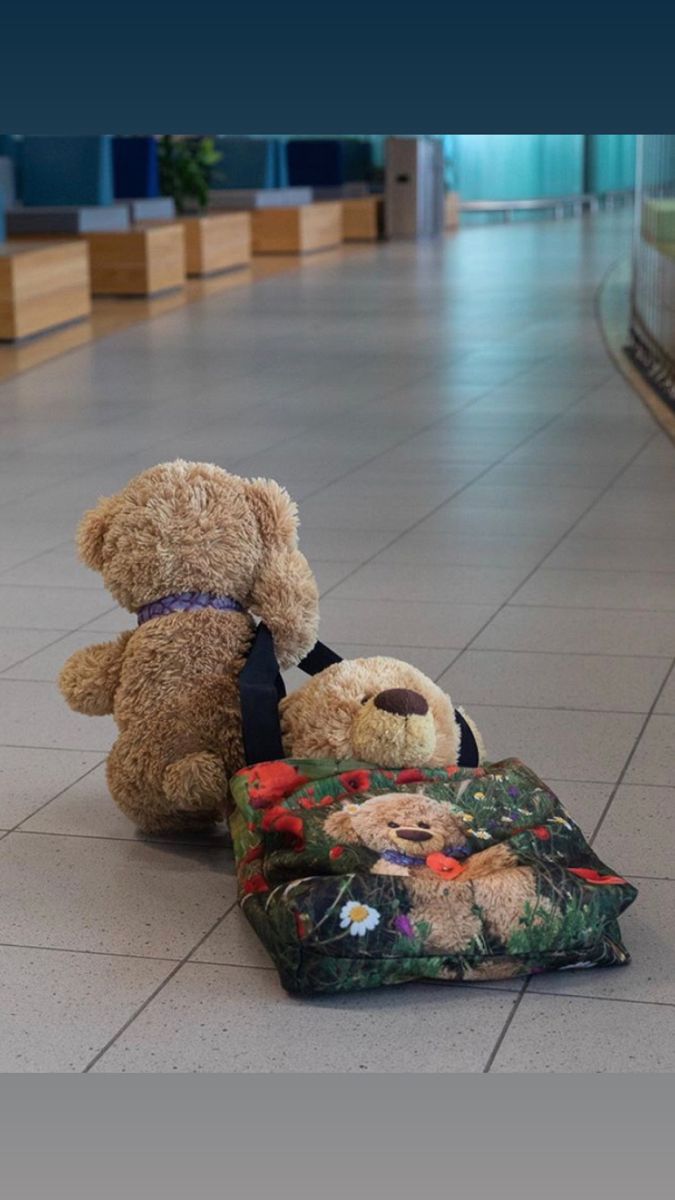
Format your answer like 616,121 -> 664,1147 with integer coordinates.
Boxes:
280,656 -> 484,767
325,791 -> 468,858
76,460 -> 319,666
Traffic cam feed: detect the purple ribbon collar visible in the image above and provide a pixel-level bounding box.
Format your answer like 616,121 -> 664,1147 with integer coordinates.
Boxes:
137,591 -> 245,626
382,845 -> 469,869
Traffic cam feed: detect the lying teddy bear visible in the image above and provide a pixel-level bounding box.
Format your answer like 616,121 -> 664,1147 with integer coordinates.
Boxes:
280,655 -> 485,769
59,460 -> 319,833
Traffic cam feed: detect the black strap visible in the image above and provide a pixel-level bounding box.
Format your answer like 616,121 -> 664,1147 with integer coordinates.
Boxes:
239,625 -> 342,766
454,708 -> 480,768
239,624 -> 480,771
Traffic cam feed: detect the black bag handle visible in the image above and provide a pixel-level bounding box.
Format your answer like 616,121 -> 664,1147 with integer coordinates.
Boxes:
239,624 -> 342,766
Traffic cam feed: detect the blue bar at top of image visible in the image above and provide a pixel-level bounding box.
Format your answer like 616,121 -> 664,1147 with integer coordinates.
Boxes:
20,136 -> 115,206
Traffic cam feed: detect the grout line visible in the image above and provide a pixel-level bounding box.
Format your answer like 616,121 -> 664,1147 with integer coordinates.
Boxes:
0,940 -> 181,963
82,901 -> 239,1073
482,989 -> 527,1073
503,602 -> 675,615
0,582 -> 108,592
452,649 -> 675,660
588,657 -> 675,846
317,392 -> 658,609
430,432 -> 660,675
497,563 -> 675,577
0,628 -> 99,678
313,646 -> 675,661
524,989 -> 675,1010
0,743 -> 114,753
190,959 -> 275,972
3,757 -> 106,835
10,827 -> 232,848
620,873 -> 675,881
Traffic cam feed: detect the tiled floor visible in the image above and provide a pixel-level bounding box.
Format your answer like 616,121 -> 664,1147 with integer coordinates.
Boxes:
1,209 -> 674,1072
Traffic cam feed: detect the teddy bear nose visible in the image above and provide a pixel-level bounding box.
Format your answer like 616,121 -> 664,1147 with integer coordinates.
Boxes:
374,688 -> 429,717
397,827 -> 433,842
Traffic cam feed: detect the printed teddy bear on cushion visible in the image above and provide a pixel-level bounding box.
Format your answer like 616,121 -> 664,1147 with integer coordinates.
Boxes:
59,460 -> 319,833
280,655 -> 485,768
324,790 -> 544,955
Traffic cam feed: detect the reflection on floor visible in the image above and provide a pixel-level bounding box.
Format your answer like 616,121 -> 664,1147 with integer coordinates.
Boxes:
1,210 -> 674,1072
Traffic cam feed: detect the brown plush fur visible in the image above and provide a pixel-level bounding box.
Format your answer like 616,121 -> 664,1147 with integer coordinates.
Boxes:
280,657 -> 485,767
325,792 -> 543,954
58,461 -> 319,833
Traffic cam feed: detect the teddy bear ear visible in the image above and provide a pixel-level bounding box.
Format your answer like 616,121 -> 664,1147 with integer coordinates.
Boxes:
245,477 -> 298,548
76,496 -> 116,571
324,807 -> 360,843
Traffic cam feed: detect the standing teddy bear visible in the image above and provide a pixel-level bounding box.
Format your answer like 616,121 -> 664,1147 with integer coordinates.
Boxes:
59,460 -> 319,833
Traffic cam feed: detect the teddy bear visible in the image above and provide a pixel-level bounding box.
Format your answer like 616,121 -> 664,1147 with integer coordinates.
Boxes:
279,655 -> 486,769
59,460 -> 319,833
324,791 -> 543,956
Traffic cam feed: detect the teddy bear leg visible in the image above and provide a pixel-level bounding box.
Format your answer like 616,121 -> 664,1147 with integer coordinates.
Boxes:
106,736 -> 226,834
162,751 -> 228,824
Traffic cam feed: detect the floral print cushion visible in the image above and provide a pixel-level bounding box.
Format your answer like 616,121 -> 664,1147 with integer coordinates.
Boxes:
229,757 -> 637,996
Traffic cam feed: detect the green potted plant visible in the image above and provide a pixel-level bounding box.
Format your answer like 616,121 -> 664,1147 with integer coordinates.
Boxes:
158,135 -> 221,213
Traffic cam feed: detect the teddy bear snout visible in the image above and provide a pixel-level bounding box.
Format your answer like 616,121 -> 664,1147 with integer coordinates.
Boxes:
374,688 -> 429,717
396,826 -> 433,843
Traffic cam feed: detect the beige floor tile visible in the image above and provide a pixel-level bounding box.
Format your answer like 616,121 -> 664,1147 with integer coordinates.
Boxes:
440,650 -> 669,713
329,562 -> 527,605
623,718 -> 675,788
373,533 -> 556,569
191,909 -> 274,970
513,568 -> 675,611
545,535 -> 675,572
655,671 -> 675,714
469,705 -> 643,782
0,946 -> 173,1072
0,831 -> 236,956
0,586 -> 115,630
490,993 -> 675,1072
0,679 -> 117,750
90,963 -> 517,1072
0,627 -> 70,674
474,606 -> 675,656
319,596 -> 497,648
0,746 -> 103,828
1,630 -> 116,683
593,783 -> 675,876
0,544 -> 104,590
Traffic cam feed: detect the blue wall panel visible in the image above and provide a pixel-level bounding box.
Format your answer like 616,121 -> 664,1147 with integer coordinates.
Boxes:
20,136 -> 114,206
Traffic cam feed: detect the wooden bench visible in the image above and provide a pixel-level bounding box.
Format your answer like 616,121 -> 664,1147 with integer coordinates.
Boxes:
342,196 -> 384,241
84,222 -> 186,296
182,211 -> 251,276
0,239 -> 91,341
251,201 -> 342,255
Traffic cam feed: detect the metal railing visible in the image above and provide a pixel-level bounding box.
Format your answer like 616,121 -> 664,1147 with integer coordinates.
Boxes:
460,189 -> 633,222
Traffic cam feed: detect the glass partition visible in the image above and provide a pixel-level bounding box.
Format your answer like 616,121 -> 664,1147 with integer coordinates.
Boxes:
629,135 -> 675,396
